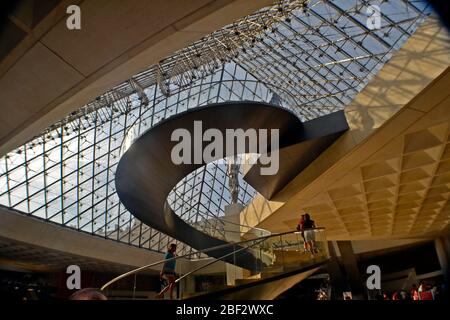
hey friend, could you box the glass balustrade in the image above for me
[101,228,328,300]
[192,217,272,242]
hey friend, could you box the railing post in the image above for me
[296,232,302,266]
[233,244,236,286]
[132,273,137,300]
[279,235,285,269]
[259,245,262,273]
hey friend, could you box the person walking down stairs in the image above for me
[155,244,178,299]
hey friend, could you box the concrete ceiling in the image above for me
[0,0,272,156]
[0,236,135,274]
[241,17,450,241]
[0,206,226,276]
[0,205,168,273]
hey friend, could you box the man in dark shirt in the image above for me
[302,213,316,253]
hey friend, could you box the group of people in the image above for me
[155,214,320,299]
[68,216,449,302]
[375,282,443,301]
[69,212,323,300]
[154,214,320,299]
[404,282,441,300]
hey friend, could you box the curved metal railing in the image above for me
[101,227,328,299]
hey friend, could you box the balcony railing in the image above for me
[101,228,328,300]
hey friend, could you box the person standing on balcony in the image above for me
[297,214,307,252]
[156,243,177,299]
[302,213,317,253]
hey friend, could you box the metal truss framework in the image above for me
[0,0,430,256]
